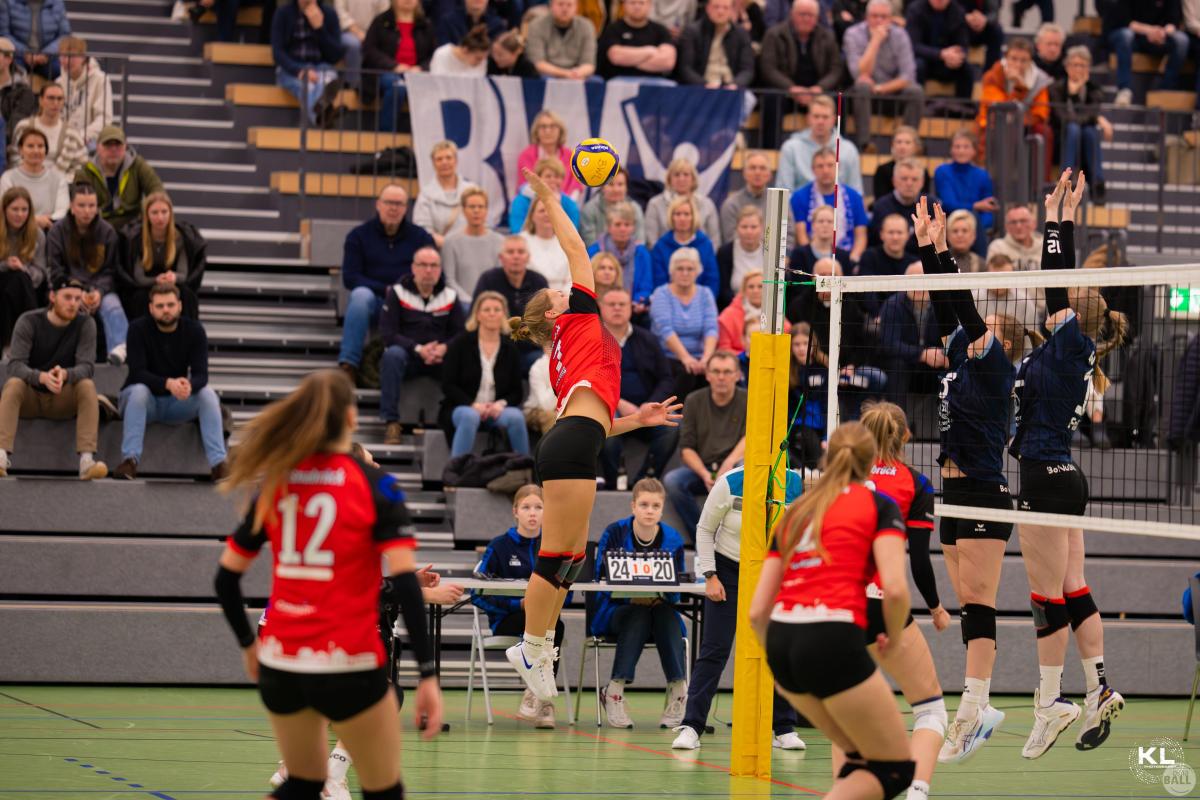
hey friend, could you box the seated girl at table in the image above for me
[593,478,689,730]
[472,484,565,729]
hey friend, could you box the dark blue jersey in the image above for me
[789,364,828,432]
[938,328,1015,484]
[1011,314,1095,463]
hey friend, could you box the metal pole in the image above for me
[825,279,843,442]
[761,187,789,333]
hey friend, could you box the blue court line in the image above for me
[62,757,177,800]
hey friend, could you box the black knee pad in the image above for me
[271,777,325,800]
[1065,588,1099,631]
[561,552,587,589]
[866,759,917,800]
[363,783,404,800]
[533,552,571,589]
[1031,594,1069,639]
[961,603,997,643]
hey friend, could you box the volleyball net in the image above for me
[794,260,1200,541]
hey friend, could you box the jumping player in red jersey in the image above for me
[213,370,441,800]
[750,422,916,800]
[504,167,684,700]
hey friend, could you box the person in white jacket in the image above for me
[334,0,388,88]
[56,38,112,152]
[411,140,477,249]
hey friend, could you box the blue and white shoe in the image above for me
[505,642,557,702]
[1022,691,1081,759]
[938,704,1005,764]
[1076,685,1124,751]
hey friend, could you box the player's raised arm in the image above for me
[523,167,593,291]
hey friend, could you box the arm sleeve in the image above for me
[675,28,705,84]
[363,462,419,550]
[566,283,600,314]
[214,565,256,648]
[272,10,305,74]
[125,323,167,394]
[440,338,475,409]
[226,503,267,558]
[678,394,700,452]
[895,31,917,83]
[65,317,96,384]
[632,247,654,305]
[189,323,209,392]
[5,314,37,385]
[873,494,907,538]
[524,21,548,65]
[702,288,719,338]
[694,476,731,575]
[342,228,380,293]
[758,29,793,90]
[381,571,437,677]
[905,474,939,608]
[938,250,987,342]
[380,292,417,352]
[843,27,865,79]
[649,287,676,339]
[1042,222,1069,315]
[921,244,960,339]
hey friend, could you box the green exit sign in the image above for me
[1170,287,1200,317]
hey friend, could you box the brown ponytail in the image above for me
[859,401,908,464]
[1068,287,1129,394]
[989,312,1044,364]
[508,288,556,346]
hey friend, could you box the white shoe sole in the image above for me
[504,645,554,702]
[1023,705,1081,759]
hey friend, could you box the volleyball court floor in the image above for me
[0,685,1195,799]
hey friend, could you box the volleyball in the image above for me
[571,138,620,187]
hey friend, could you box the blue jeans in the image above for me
[609,602,686,683]
[600,423,679,489]
[1108,27,1189,91]
[379,344,440,423]
[1061,122,1105,183]
[338,286,382,367]
[98,292,128,352]
[664,466,708,540]
[450,404,531,457]
[340,31,363,88]
[378,73,407,133]
[276,64,337,125]
[119,384,227,467]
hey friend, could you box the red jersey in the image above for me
[227,452,416,673]
[550,283,622,419]
[767,484,905,628]
[866,459,936,597]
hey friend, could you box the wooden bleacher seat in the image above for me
[1081,204,1130,229]
[10,419,213,477]
[967,45,985,67]
[203,42,273,67]
[861,153,949,176]
[1146,90,1197,111]
[731,149,780,170]
[924,80,983,101]
[248,127,411,152]
[226,83,374,111]
[1108,52,1195,75]
[271,172,418,197]
[1072,16,1102,35]
[842,115,969,139]
[199,5,263,26]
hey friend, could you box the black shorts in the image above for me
[766,621,877,699]
[939,477,1014,546]
[864,596,915,643]
[258,665,390,722]
[534,415,606,482]
[1018,459,1089,516]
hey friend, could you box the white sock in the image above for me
[983,677,992,709]
[608,678,626,697]
[1039,665,1063,704]
[906,779,930,800]
[957,677,987,720]
[326,747,351,783]
[1082,655,1106,693]
[545,629,556,652]
[521,633,545,659]
[80,452,95,467]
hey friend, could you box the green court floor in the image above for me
[0,686,1197,799]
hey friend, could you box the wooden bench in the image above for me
[1108,52,1196,75]
[861,153,950,176]
[199,5,263,26]
[924,79,983,101]
[271,172,418,197]
[203,41,273,67]
[1146,89,1197,111]
[1072,16,1102,36]
[248,127,411,152]
[227,82,374,111]
[1079,204,1130,229]
[731,148,780,170]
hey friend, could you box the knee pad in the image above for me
[363,783,405,800]
[271,777,325,800]
[912,696,948,738]
[1065,587,1099,631]
[1031,593,1069,639]
[561,552,587,589]
[866,759,917,800]
[961,603,997,643]
[533,551,572,589]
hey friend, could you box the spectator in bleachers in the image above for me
[588,203,653,312]
[652,0,696,37]
[337,183,434,384]
[10,83,83,175]
[976,38,1052,159]
[785,259,878,397]
[985,202,1042,271]
[473,234,548,315]
[48,183,124,364]
[719,150,793,246]
[0,186,43,350]
[334,0,388,88]
[855,212,909,314]
[675,0,756,94]
[905,0,973,101]
[870,125,929,203]
[442,186,503,301]
[270,0,345,128]
[591,251,623,296]
[844,0,922,148]
[516,111,583,199]
[651,247,719,397]
[791,147,869,262]
[717,269,784,352]
[113,283,226,481]
[788,204,852,282]
[716,206,763,309]
[364,0,436,133]
[776,94,863,194]
[1033,21,1066,81]
[75,126,163,233]
[471,485,564,728]
[1104,0,1188,105]
[379,245,463,444]
[1011,0,1052,27]
[508,156,581,232]
[521,195,571,293]
[832,0,867,42]
[650,195,720,300]
[878,261,944,405]
[599,286,678,488]
[55,37,110,152]
[597,0,676,82]
[946,208,984,271]
[0,128,66,229]
[0,276,105,478]
[955,0,1001,68]
[438,291,529,457]
[663,350,746,539]
[203,0,277,43]
[933,129,995,253]
[436,0,505,46]
[0,0,69,80]
[413,141,477,249]
[118,192,206,323]
[732,0,766,43]
[525,0,597,80]
[487,29,538,77]
[593,478,689,729]
[429,23,491,75]
[581,170,645,245]
[867,155,921,250]
[523,349,556,434]
[786,321,827,468]
[645,158,721,247]
[971,252,1039,328]
[757,0,842,105]
[0,38,34,144]
[1049,46,1112,204]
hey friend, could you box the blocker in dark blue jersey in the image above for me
[938,328,1016,485]
[1011,313,1095,464]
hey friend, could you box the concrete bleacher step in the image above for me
[271,172,418,198]
[8,419,213,477]
[227,82,373,111]
[249,127,412,153]
[203,320,340,349]
[204,42,272,67]
[202,271,334,298]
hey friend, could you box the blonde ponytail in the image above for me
[859,401,908,464]
[508,288,556,346]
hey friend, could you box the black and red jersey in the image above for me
[227,452,416,673]
[767,483,906,629]
[549,283,622,420]
[867,459,940,609]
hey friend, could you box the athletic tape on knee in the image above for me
[912,696,948,737]
[1065,587,1099,631]
[1031,593,1069,638]
[271,777,325,800]
[362,783,404,800]
[533,551,571,589]
[866,759,917,800]
[561,552,587,588]
[961,603,997,642]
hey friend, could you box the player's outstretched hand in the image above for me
[415,677,443,741]
[911,196,932,246]
[931,202,948,252]
[522,168,558,204]
[637,396,684,428]
[1044,168,1072,221]
[1062,170,1086,220]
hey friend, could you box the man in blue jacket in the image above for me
[0,0,69,79]
[337,184,435,385]
[879,261,947,406]
[593,478,689,730]
[271,0,344,126]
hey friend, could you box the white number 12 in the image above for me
[276,493,337,579]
